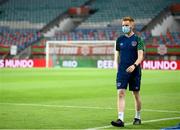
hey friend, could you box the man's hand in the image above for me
[126,65,135,73]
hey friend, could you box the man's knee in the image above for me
[132,91,141,101]
[132,91,140,96]
[118,89,126,98]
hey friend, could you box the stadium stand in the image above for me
[52,28,152,41]
[0,0,85,25]
[0,29,42,50]
[0,0,180,58]
[148,32,180,45]
[0,0,87,55]
[79,0,180,26]
[52,0,180,43]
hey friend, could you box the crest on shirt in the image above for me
[131,41,137,46]
[120,43,123,46]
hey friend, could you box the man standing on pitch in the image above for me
[111,16,144,127]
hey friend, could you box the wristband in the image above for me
[133,64,138,68]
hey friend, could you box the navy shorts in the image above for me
[116,66,142,91]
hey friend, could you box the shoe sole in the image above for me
[111,121,124,127]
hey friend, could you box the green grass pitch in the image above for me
[0,68,180,129]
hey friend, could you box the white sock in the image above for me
[135,111,141,119]
[118,112,124,121]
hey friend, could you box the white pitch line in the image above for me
[0,102,180,114]
[85,117,180,130]
[0,102,114,110]
[0,103,180,129]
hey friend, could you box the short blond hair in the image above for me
[122,16,135,22]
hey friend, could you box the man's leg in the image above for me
[117,89,126,121]
[111,89,126,127]
[132,91,142,124]
[112,71,129,127]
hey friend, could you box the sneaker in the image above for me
[111,119,124,127]
[133,118,141,125]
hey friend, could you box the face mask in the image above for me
[122,26,131,34]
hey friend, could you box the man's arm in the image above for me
[134,50,144,66]
[126,50,144,73]
[114,50,120,70]
[114,38,120,70]
[126,36,144,73]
